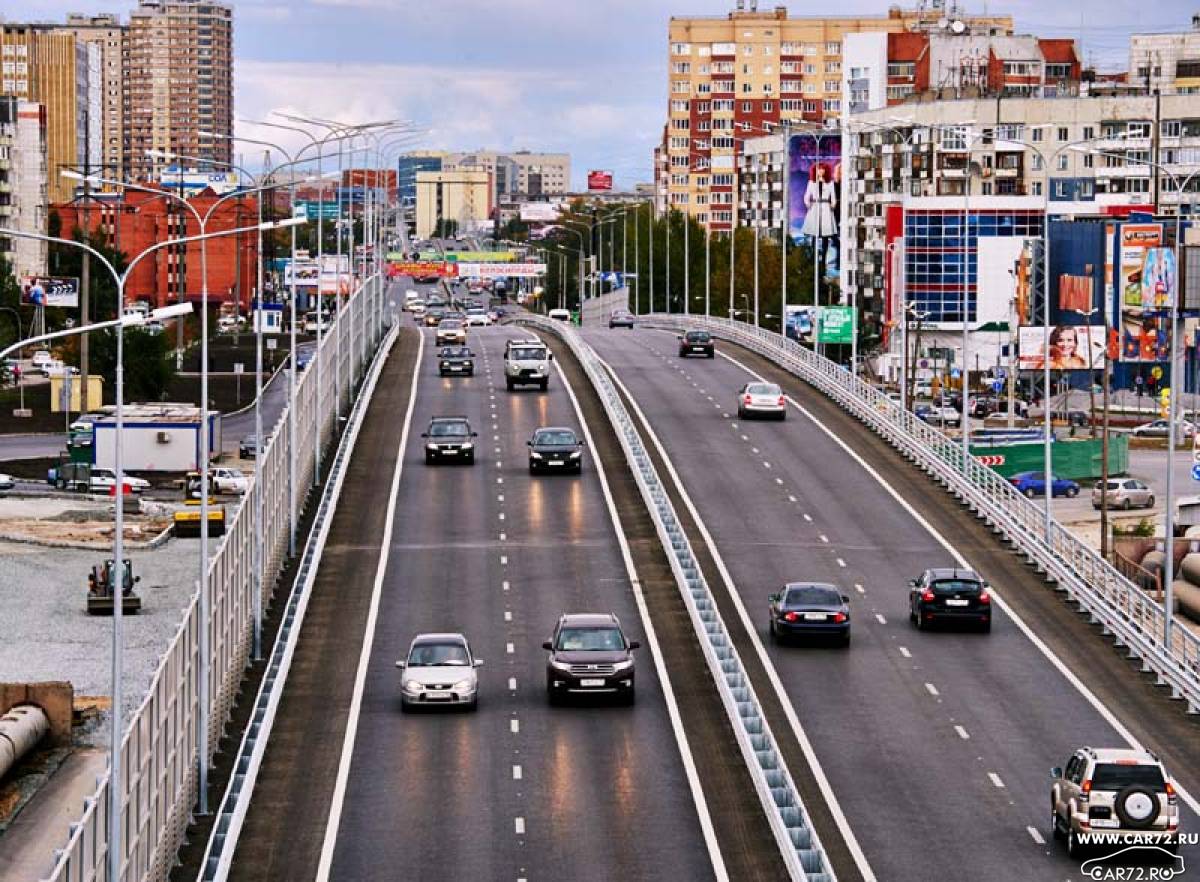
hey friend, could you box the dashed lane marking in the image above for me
[508,677,517,691]
[898,646,911,658]
[989,773,1005,789]
[925,683,940,697]
[875,614,887,625]
[1026,827,1044,845]
[955,725,970,740]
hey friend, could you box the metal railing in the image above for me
[42,276,391,882]
[513,314,834,882]
[641,314,1200,714]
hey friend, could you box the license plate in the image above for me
[946,598,970,607]
[579,679,605,687]
[1090,819,1120,829]
[692,346,705,352]
[424,691,450,700]
[803,612,827,621]
[549,460,563,466]
[451,366,464,371]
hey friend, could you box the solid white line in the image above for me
[898,646,911,658]
[925,683,939,697]
[315,328,424,881]
[514,817,525,835]
[593,352,870,881]
[508,677,517,691]
[955,725,970,740]
[875,614,887,625]
[513,765,523,780]
[1027,826,1045,845]
[510,718,519,733]
[715,347,1200,818]
[989,772,1005,789]
[552,356,729,881]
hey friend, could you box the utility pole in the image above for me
[80,120,92,413]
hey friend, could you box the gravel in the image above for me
[0,535,207,746]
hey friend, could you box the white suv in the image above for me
[1051,747,1180,858]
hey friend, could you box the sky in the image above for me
[6,0,1197,189]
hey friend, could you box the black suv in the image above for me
[678,330,715,358]
[421,416,477,465]
[908,568,991,632]
[528,426,584,473]
[437,345,475,377]
[544,613,639,704]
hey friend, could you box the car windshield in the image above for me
[556,626,625,651]
[440,320,462,329]
[510,347,545,360]
[1091,763,1166,792]
[747,383,780,396]
[408,642,470,666]
[430,422,469,438]
[784,586,841,607]
[467,309,484,315]
[534,430,576,446]
[441,347,469,357]
[931,579,983,595]
[686,332,711,342]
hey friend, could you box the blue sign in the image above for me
[951,368,961,379]
[992,380,1004,393]
[997,367,1007,379]
[1192,464,1200,482]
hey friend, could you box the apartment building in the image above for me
[125,0,233,184]
[58,14,127,179]
[414,169,493,239]
[1129,15,1200,96]
[660,1,1011,232]
[443,150,570,199]
[0,97,47,277]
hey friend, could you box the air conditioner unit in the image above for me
[156,431,171,444]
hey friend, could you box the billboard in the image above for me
[21,276,80,308]
[787,133,842,280]
[388,261,457,279]
[587,170,614,191]
[520,203,562,222]
[154,168,241,197]
[1117,223,1172,362]
[816,306,856,344]
[1119,312,1171,362]
[456,262,546,279]
[784,305,815,343]
[1018,325,1106,371]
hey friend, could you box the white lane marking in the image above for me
[802,513,812,522]
[495,460,502,469]
[788,495,797,503]
[514,817,525,835]
[740,434,749,441]
[751,446,759,453]
[508,677,517,691]
[854,583,865,594]
[552,356,729,881]
[499,532,507,541]
[513,765,523,780]
[506,642,515,654]
[593,352,867,882]
[925,683,939,697]
[723,412,730,418]
[498,494,505,502]
[510,718,519,733]
[500,555,508,565]
[1027,827,1045,845]
[502,580,510,592]
[819,534,829,543]
[716,347,1200,819]
[875,614,887,625]
[763,461,771,469]
[499,512,506,521]
[775,477,784,485]
[495,447,502,454]
[315,328,423,881]
[988,772,1005,789]
[505,610,513,622]
[494,434,500,441]
[836,558,846,568]
[497,477,503,484]
[955,725,970,740]
[898,646,911,658]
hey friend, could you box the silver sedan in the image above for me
[737,382,787,420]
[396,632,483,711]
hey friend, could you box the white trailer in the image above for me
[92,403,222,473]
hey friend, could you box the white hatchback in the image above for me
[396,633,482,711]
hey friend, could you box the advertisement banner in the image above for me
[456,263,546,279]
[1058,274,1093,313]
[21,276,80,308]
[1117,223,1172,362]
[443,251,517,263]
[816,306,856,344]
[387,261,457,279]
[587,170,613,191]
[1119,224,1164,309]
[1119,313,1171,362]
[1018,325,1106,371]
[284,260,319,285]
[520,203,561,222]
[787,133,842,280]
[784,304,816,343]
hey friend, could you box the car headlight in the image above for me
[549,658,572,671]
[462,441,474,449]
[425,443,437,451]
[569,451,581,459]
[404,679,423,693]
[612,658,634,671]
[530,451,544,460]
[452,679,474,692]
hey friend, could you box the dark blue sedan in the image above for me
[1009,471,1079,498]
[768,582,851,646]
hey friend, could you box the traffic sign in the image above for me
[991,380,1004,393]
[1191,464,1200,482]
[951,368,961,379]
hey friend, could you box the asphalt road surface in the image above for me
[584,325,1200,882]
[321,321,716,881]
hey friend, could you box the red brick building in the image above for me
[52,186,260,312]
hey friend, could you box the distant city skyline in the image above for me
[3,0,1193,189]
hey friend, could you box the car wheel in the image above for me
[1051,806,1065,841]
[840,632,851,648]
[1123,498,1132,510]
[546,678,560,705]
[467,696,478,712]
[540,379,548,391]
[623,688,636,706]
[737,407,746,419]
[915,610,925,630]
[778,410,787,421]
[1066,486,1078,498]
[506,378,514,391]
[466,452,475,465]
[1146,496,1155,508]
[1067,828,1083,859]
[425,452,435,465]
[768,619,777,641]
[1024,488,1037,498]
[708,351,715,359]
[980,619,992,634]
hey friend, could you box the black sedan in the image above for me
[437,345,475,377]
[678,330,715,358]
[528,426,584,473]
[422,416,477,465]
[768,582,851,646]
[908,568,991,632]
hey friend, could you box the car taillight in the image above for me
[1009,478,1020,485]
[778,395,786,406]
[832,612,847,623]
[979,592,991,605]
[1081,779,1092,801]
[744,394,753,405]
[1167,781,1177,804]
[921,590,935,602]
[783,611,799,622]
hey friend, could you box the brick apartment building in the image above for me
[52,185,259,312]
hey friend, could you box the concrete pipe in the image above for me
[1178,552,1200,588]
[0,704,49,780]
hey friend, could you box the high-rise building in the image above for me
[398,152,445,206]
[0,97,48,277]
[0,25,97,202]
[125,0,233,183]
[58,14,128,179]
[660,3,1012,231]
[415,169,492,239]
[1130,15,1200,96]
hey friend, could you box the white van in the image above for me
[548,308,571,322]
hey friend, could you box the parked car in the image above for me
[1009,471,1080,498]
[543,612,639,704]
[609,310,635,329]
[767,582,851,646]
[917,404,960,428]
[210,467,250,495]
[737,382,786,420]
[1092,478,1154,510]
[30,350,52,370]
[1131,419,1195,439]
[88,468,150,495]
[239,434,260,459]
[396,632,482,711]
[217,314,246,333]
[908,568,992,632]
[0,473,14,492]
[302,312,331,334]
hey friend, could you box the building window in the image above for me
[670,99,689,112]
[671,42,691,55]
[696,101,710,113]
[825,41,840,54]
[762,101,773,112]
[672,118,690,130]
[1082,125,1095,140]
[1162,119,1182,138]
[781,42,800,54]
[671,62,691,74]
[742,82,753,93]
[1056,155,1069,170]
[762,83,773,94]
[781,61,800,74]
[803,100,819,113]
[1032,181,1043,196]
[1128,121,1151,138]
[698,119,711,132]
[825,61,841,73]
[672,80,690,94]
[743,45,754,56]
[742,101,753,113]
[803,62,816,74]
[887,62,915,79]
[1030,128,1043,142]
[762,45,772,56]
[1083,153,1094,168]
[1056,126,1068,141]
[1032,154,1043,170]
[823,98,840,112]
[824,80,839,92]
[742,63,752,75]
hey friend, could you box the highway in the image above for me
[582,325,1200,881]
[321,320,715,881]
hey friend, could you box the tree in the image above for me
[85,326,176,403]
[0,258,23,349]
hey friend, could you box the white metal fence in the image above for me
[643,314,1200,715]
[42,275,390,882]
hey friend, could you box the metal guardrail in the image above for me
[513,314,834,882]
[42,276,391,882]
[641,314,1200,715]
[198,320,401,881]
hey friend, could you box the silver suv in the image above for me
[504,338,552,391]
[1050,747,1180,858]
